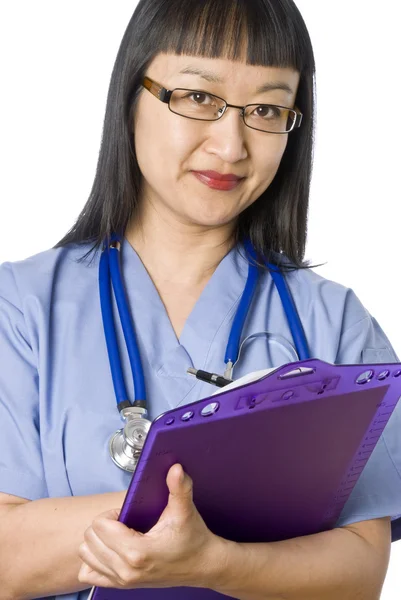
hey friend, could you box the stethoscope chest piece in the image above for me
[109,407,152,473]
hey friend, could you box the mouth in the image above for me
[193,170,244,182]
[191,171,245,191]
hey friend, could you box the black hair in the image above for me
[54,0,323,271]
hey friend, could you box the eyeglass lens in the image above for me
[169,89,295,133]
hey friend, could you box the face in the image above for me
[133,52,300,230]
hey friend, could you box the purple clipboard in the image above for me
[89,358,401,600]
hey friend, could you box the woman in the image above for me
[0,0,400,599]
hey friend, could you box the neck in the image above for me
[124,207,237,288]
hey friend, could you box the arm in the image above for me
[76,466,391,600]
[0,490,126,600]
[212,517,391,600]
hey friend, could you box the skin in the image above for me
[78,53,302,590]
[130,52,300,232]
[78,464,227,589]
[125,52,301,338]
[77,466,391,596]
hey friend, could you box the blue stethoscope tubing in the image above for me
[99,233,310,411]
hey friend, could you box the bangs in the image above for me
[147,0,311,74]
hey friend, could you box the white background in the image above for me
[0,1,399,596]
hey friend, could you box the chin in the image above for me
[181,203,242,227]
[187,212,239,228]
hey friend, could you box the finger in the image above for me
[78,561,118,588]
[165,464,194,517]
[89,516,146,566]
[79,538,118,581]
[168,464,193,497]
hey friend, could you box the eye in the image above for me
[253,105,281,118]
[184,91,215,105]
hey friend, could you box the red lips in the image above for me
[192,170,244,181]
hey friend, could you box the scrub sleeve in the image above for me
[0,262,49,501]
[334,311,401,527]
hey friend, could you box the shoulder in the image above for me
[249,250,399,362]
[256,253,370,335]
[286,266,398,362]
[0,242,101,358]
[291,266,368,326]
[0,241,100,308]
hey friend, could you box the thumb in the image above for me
[165,463,194,516]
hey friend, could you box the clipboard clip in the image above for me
[278,366,316,380]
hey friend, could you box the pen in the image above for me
[187,367,233,388]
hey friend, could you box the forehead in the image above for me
[147,53,300,98]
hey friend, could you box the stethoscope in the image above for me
[99,233,310,472]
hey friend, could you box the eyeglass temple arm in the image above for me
[295,111,303,128]
[143,76,170,103]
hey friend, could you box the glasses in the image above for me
[142,76,303,134]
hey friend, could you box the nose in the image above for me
[203,106,249,164]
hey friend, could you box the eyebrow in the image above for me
[178,66,294,95]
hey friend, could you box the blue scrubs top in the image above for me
[0,238,400,600]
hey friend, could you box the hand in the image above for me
[78,463,227,590]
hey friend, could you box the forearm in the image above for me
[212,526,389,600]
[0,491,126,600]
